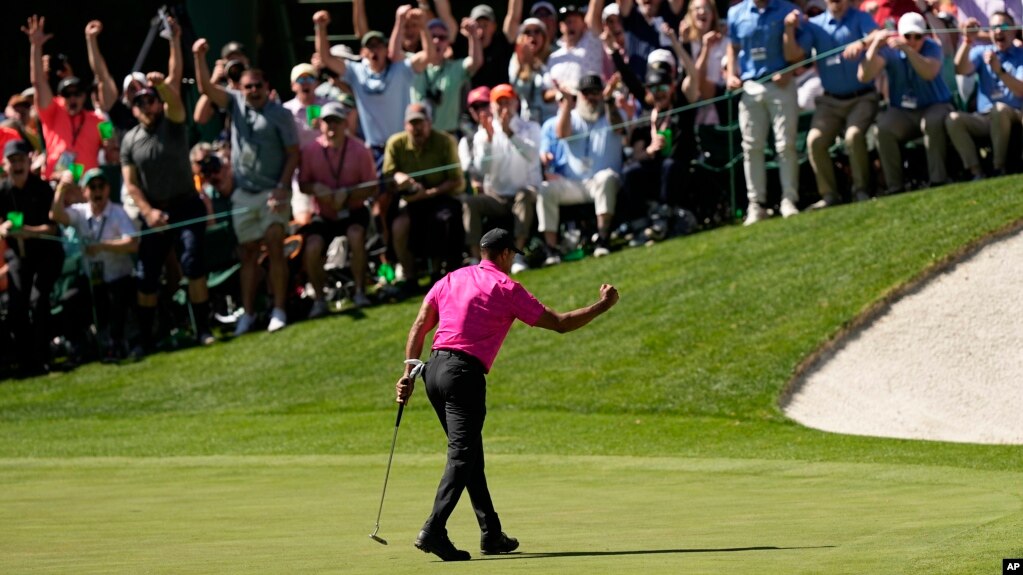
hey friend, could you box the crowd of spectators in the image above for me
[1,0,1022,377]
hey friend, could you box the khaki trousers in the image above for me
[945,103,1022,171]
[739,80,800,204]
[876,103,953,192]
[462,187,537,247]
[808,92,879,199]
[536,169,619,233]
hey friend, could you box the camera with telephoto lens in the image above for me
[199,154,222,176]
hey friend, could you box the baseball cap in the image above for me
[467,86,492,106]
[339,92,357,109]
[20,87,35,99]
[224,59,246,73]
[470,4,496,21]
[320,101,349,121]
[520,17,547,34]
[897,12,927,35]
[220,41,246,60]
[427,18,448,32]
[559,4,585,21]
[330,44,361,62]
[578,74,603,94]
[361,30,387,47]
[290,63,318,83]
[490,84,516,102]
[530,1,556,16]
[602,3,621,21]
[404,102,431,123]
[805,0,826,12]
[480,228,523,255]
[3,140,32,158]
[122,72,147,94]
[57,77,82,95]
[80,168,107,188]
[647,49,676,70]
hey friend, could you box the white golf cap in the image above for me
[122,71,146,93]
[602,3,620,21]
[290,63,318,83]
[330,44,361,62]
[897,12,927,36]
[520,17,547,34]
[647,49,676,69]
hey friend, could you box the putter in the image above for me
[369,359,425,545]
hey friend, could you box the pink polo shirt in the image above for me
[426,259,547,373]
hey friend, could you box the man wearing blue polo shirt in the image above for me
[726,0,811,225]
[946,13,1023,179]
[859,12,953,194]
[784,0,881,207]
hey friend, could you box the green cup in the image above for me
[98,121,114,140]
[69,163,85,182]
[6,211,24,230]
[306,104,321,126]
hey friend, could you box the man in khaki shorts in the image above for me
[193,39,300,334]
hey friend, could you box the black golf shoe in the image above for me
[414,530,471,561]
[480,532,519,555]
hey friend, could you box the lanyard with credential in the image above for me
[89,213,108,243]
[69,112,86,148]
[322,138,349,189]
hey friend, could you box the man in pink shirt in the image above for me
[396,228,619,561]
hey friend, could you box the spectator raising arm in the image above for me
[192,38,230,110]
[783,10,807,64]
[165,16,183,98]
[586,0,606,35]
[463,18,484,76]
[353,0,369,41]
[149,72,184,124]
[22,15,54,112]
[84,20,118,113]
[504,0,524,43]
[314,11,347,77]
[403,6,436,74]
[725,41,743,90]
[858,32,887,83]
[434,0,460,44]
[954,18,979,76]
[661,23,700,104]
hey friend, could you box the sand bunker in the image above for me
[782,228,1023,445]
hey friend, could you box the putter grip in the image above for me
[395,402,405,427]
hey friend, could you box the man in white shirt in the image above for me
[548,1,611,87]
[463,84,541,273]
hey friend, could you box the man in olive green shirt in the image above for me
[384,103,466,292]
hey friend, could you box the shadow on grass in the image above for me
[483,545,835,560]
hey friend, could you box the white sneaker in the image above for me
[307,300,328,319]
[352,291,372,308]
[510,254,529,274]
[780,198,800,218]
[743,203,769,226]
[592,245,610,258]
[808,195,839,211]
[234,313,257,336]
[267,308,287,333]
[543,248,561,267]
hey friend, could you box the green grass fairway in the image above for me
[2,455,1019,575]
[3,179,1023,573]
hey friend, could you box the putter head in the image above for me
[369,533,388,545]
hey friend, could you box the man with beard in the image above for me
[537,74,623,264]
[1,140,64,376]
[384,103,466,294]
[612,47,700,224]
[51,168,138,362]
[297,102,377,315]
[194,40,300,336]
[121,64,215,355]
[22,15,104,179]
[946,13,1023,179]
[859,12,953,194]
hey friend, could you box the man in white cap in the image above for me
[860,12,953,193]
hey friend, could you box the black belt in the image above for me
[824,87,875,100]
[431,348,485,372]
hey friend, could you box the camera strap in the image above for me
[322,138,350,189]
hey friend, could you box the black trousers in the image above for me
[5,243,63,370]
[422,349,501,539]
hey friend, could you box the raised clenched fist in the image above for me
[85,20,102,38]
[192,38,209,55]
[313,10,330,25]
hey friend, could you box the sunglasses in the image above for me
[522,28,544,36]
[296,76,317,85]
[581,89,602,97]
[649,84,671,94]
[62,91,84,99]
[470,102,491,112]
[134,96,159,107]
[903,33,923,40]
[86,180,108,190]
[432,34,449,41]
[242,83,263,90]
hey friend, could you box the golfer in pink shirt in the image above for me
[396,228,619,561]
